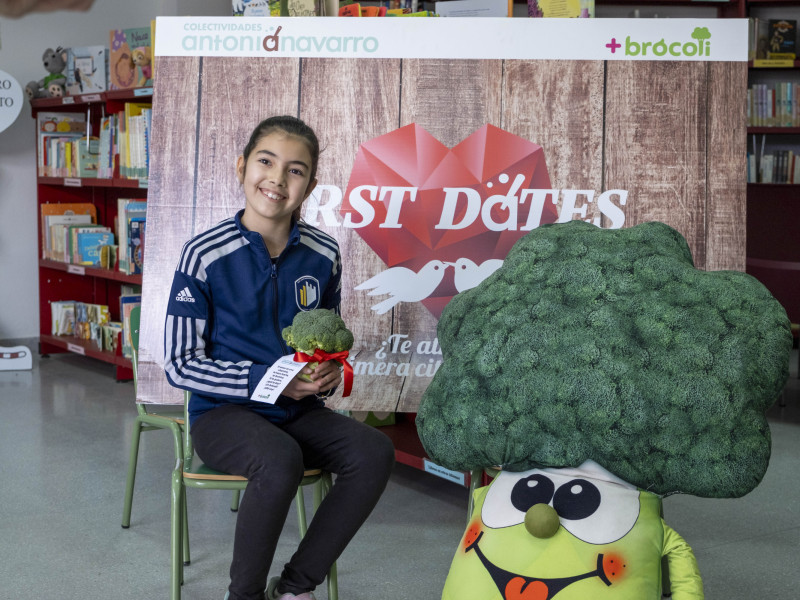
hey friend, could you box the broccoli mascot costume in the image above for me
[416,220,792,600]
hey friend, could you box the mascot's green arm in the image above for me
[661,520,704,600]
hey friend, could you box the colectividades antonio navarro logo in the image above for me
[605,27,712,58]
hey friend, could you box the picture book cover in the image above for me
[117,199,147,273]
[65,46,108,96]
[109,27,152,90]
[120,294,142,359]
[528,0,593,18]
[67,224,108,263]
[103,322,123,353]
[232,0,284,16]
[40,203,96,260]
[768,20,797,56]
[77,230,114,266]
[339,3,361,16]
[51,301,76,336]
[129,217,146,275]
[288,0,317,16]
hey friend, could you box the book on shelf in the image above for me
[768,20,796,58]
[528,0,593,18]
[287,0,317,16]
[40,203,97,260]
[109,27,152,90]
[750,149,799,184]
[102,322,123,354]
[36,112,87,177]
[74,302,110,346]
[117,102,152,180]
[51,300,76,336]
[64,224,110,264]
[232,0,285,16]
[129,217,146,275]
[120,293,142,359]
[339,3,362,16]
[64,46,109,96]
[75,229,114,266]
[116,199,147,274]
[97,114,117,179]
[747,83,799,127]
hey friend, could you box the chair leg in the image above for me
[296,486,309,538]
[170,465,183,600]
[327,561,339,600]
[121,418,143,528]
[182,488,191,566]
[231,489,241,512]
[467,468,483,524]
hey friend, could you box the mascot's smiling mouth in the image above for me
[466,531,613,600]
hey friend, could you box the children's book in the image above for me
[528,0,593,18]
[339,3,362,16]
[232,0,285,16]
[287,0,317,16]
[103,322,123,353]
[67,224,108,263]
[117,199,147,274]
[109,27,152,90]
[768,20,797,57]
[40,203,96,260]
[36,112,86,177]
[65,46,109,96]
[120,294,142,359]
[129,217,146,274]
[51,301,76,336]
[76,230,114,266]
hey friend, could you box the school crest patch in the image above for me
[295,276,321,310]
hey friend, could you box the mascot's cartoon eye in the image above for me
[552,479,601,520]
[510,474,555,512]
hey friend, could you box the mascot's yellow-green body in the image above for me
[443,462,702,600]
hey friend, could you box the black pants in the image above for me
[191,404,396,600]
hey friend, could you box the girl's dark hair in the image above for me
[242,115,320,181]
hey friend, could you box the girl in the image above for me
[164,115,395,600]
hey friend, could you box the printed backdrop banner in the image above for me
[137,17,747,412]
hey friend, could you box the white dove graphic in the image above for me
[355,260,451,314]
[449,258,504,293]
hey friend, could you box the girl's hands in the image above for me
[282,360,343,400]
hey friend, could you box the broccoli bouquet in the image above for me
[417,220,792,499]
[282,308,355,396]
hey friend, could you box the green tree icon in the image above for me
[692,27,712,41]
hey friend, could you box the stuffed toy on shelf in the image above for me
[417,220,792,600]
[25,47,68,100]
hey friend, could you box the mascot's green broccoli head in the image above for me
[416,220,792,498]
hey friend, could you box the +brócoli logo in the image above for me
[607,27,712,58]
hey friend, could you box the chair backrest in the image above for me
[130,305,146,416]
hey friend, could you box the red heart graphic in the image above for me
[342,124,556,318]
[505,577,549,600]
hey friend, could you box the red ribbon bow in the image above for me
[293,348,353,397]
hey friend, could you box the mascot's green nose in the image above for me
[524,503,560,539]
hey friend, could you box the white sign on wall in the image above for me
[0,70,23,134]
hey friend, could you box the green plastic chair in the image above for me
[168,393,339,600]
[122,306,240,533]
[170,392,339,600]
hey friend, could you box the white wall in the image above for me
[0,0,229,340]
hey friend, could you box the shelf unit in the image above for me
[31,88,151,380]
[745,0,800,331]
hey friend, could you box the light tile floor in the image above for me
[0,341,797,599]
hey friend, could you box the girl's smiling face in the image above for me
[237,130,317,235]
